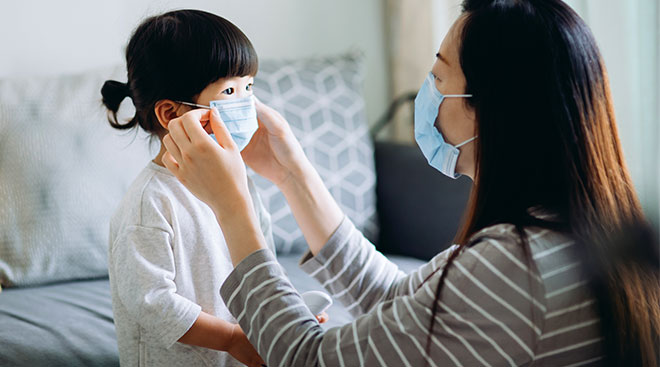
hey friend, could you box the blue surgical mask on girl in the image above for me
[178,95,258,151]
[414,72,476,178]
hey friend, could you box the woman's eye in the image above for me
[222,87,235,95]
[246,83,253,91]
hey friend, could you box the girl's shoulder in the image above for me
[110,163,179,234]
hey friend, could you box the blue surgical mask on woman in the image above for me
[414,72,476,178]
[178,95,258,151]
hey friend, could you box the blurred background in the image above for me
[1,0,658,229]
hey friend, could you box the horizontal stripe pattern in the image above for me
[220,218,603,366]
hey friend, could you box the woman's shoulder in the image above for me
[448,223,576,291]
[456,222,582,302]
[468,223,574,259]
[452,223,542,283]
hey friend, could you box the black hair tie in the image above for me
[101,80,132,113]
[120,81,131,99]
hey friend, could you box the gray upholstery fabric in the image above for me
[374,141,472,260]
[0,278,118,367]
[0,254,425,366]
[252,53,378,254]
[0,67,153,287]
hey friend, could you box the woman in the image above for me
[161,0,660,365]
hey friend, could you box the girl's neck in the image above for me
[152,143,166,167]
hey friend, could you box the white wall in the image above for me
[0,0,390,124]
[564,0,660,228]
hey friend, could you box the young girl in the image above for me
[101,10,272,367]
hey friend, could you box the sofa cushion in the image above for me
[0,66,153,287]
[252,53,378,254]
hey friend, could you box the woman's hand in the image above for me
[162,108,249,218]
[226,324,266,367]
[241,98,311,187]
[243,99,344,255]
[162,108,268,265]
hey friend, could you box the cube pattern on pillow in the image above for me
[253,54,378,254]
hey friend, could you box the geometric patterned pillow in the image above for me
[253,53,379,254]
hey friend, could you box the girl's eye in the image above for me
[246,83,253,91]
[222,87,235,95]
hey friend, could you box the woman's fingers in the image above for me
[254,97,283,133]
[180,108,212,143]
[162,133,183,164]
[168,116,192,150]
[209,107,237,149]
[162,151,179,175]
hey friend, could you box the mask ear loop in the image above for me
[175,101,211,109]
[455,135,478,148]
[442,94,476,149]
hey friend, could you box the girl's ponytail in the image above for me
[101,80,137,130]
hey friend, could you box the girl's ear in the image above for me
[154,100,180,130]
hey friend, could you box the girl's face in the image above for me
[195,75,255,104]
[183,75,255,134]
[430,16,477,178]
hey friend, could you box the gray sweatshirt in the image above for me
[108,162,274,367]
[220,217,603,367]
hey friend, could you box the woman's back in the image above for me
[400,222,602,366]
[462,223,602,366]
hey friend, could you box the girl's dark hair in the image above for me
[101,9,258,135]
[425,0,659,365]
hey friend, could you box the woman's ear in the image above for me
[154,100,180,131]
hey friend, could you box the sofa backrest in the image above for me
[374,141,471,260]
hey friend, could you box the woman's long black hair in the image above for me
[101,9,258,135]
[425,0,659,365]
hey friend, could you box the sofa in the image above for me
[0,54,471,366]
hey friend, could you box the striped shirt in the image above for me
[220,217,603,366]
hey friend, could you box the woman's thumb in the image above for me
[209,107,236,149]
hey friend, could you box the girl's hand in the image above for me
[162,108,250,218]
[227,324,266,367]
[315,312,329,324]
[241,98,311,187]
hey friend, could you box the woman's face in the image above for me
[430,16,477,178]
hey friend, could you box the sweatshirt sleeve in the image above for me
[110,225,201,348]
[298,217,456,316]
[220,230,544,367]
